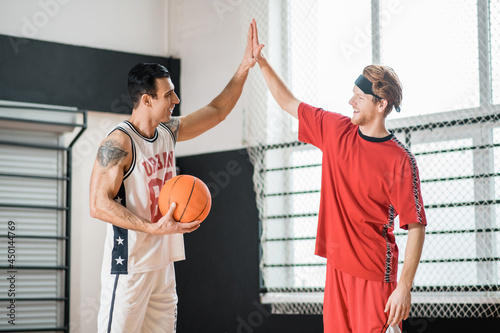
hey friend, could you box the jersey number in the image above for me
[148,171,173,223]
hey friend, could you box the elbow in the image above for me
[218,112,228,123]
[215,105,229,123]
[89,197,104,220]
[89,207,99,220]
[279,102,290,113]
[89,202,99,219]
[213,111,229,127]
[207,103,229,124]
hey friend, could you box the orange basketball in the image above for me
[158,175,212,223]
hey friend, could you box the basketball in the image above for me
[158,175,212,223]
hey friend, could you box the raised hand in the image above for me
[251,19,265,60]
[242,23,258,69]
[242,19,265,69]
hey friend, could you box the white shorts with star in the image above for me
[97,263,177,333]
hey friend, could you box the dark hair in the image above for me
[128,63,170,109]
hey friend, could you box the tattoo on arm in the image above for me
[164,117,180,141]
[97,140,129,167]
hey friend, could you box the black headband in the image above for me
[354,74,400,112]
[355,75,382,99]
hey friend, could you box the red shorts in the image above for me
[323,261,401,333]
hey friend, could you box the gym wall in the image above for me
[0,34,180,115]
[1,1,499,332]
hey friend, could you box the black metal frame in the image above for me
[258,108,500,295]
[0,107,87,332]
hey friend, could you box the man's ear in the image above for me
[141,94,152,107]
[378,99,388,113]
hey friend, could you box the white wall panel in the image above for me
[0,0,169,56]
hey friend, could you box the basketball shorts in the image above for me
[97,263,177,333]
[323,261,402,333]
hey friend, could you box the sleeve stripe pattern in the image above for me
[391,137,424,225]
[383,205,396,283]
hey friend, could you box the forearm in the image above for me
[257,56,300,118]
[91,196,152,233]
[398,224,426,288]
[206,64,251,120]
[385,224,425,326]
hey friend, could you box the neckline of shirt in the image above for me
[124,120,159,142]
[357,128,394,143]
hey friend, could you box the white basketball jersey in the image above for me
[102,120,185,275]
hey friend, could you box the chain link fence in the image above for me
[243,0,500,318]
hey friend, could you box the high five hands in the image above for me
[242,19,265,69]
[251,19,265,61]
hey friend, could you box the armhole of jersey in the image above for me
[159,122,177,146]
[110,127,136,180]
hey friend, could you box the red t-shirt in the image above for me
[298,103,427,282]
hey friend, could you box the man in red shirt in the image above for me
[249,19,426,333]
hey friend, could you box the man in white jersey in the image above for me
[89,25,259,333]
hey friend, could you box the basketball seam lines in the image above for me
[192,188,209,221]
[179,177,196,222]
[168,176,184,212]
